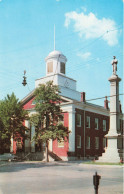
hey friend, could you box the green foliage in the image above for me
[30,81,69,144]
[0,93,29,153]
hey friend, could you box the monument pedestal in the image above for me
[97,57,121,163]
[98,136,120,163]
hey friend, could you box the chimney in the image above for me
[81,92,85,102]
[104,96,109,109]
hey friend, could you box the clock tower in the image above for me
[35,50,81,101]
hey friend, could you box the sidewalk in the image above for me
[0,161,9,166]
[0,158,123,168]
[0,153,15,161]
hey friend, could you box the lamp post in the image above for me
[93,172,101,194]
[22,70,27,86]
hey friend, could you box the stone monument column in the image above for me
[98,56,121,163]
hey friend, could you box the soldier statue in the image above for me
[111,56,118,75]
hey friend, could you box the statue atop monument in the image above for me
[111,56,118,75]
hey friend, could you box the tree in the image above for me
[30,81,69,162]
[0,93,29,153]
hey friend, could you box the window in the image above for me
[76,114,81,127]
[58,138,64,147]
[60,62,65,74]
[103,138,106,148]
[95,118,99,130]
[103,120,106,131]
[77,135,81,148]
[58,114,64,125]
[86,136,90,149]
[86,116,90,128]
[95,137,99,149]
[47,62,53,74]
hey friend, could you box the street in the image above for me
[0,161,123,194]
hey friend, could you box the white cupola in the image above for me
[35,49,81,101]
[45,50,67,76]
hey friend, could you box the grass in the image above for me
[83,161,123,165]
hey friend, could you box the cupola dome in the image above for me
[45,50,67,76]
[48,50,62,57]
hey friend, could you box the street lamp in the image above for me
[22,70,27,86]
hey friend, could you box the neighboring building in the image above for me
[12,50,123,161]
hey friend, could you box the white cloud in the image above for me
[77,52,91,60]
[65,11,118,46]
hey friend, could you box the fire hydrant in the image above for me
[93,172,101,194]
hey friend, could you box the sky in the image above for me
[0,0,123,109]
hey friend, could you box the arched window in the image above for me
[47,62,53,74]
[60,62,65,74]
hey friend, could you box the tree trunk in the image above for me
[46,141,49,162]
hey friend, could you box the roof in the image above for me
[48,50,62,56]
[21,89,35,106]
[21,88,109,116]
[45,50,67,62]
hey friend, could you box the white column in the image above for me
[68,106,76,152]
[25,120,30,152]
[49,139,53,152]
[10,136,13,153]
[31,125,35,152]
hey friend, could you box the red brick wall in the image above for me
[75,108,109,158]
[23,96,69,157]
[52,112,69,157]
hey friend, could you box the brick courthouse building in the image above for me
[18,50,123,161]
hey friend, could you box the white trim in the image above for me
[49,139,53,151]
[68,105,76,152]
[25,120,31,152]
[73,101,109,117]
[35,73,76,82]
[31,125,35,152]
[84,110,86,158]
[10,136,13,153]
